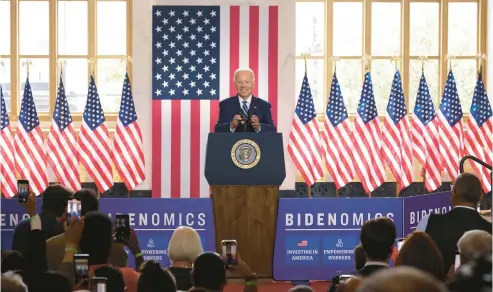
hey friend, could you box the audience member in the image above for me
[395,231,445,281]
[358,217,396,277]
[457,230,492,265]
[137,261,176,292]
[353,245,366,271]
[167,226,203,291]
[357,267,448,292]
[1,271,28,292]
[290,285,313,292]
[46,189,127,270]
[447,254,492,292]
[416,173,492,272]
[31,270,72,292]
[12,185,72,257]
[1,251,25,274]
[94,266,126,292]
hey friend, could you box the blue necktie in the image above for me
[242,100,249,117]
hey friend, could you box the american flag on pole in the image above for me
[151,5,278,198]
[321,73,354,189]
[78,75,113,193]
[0,85,17,197]
[14,78,48,195]
[351,71,385,194]
[288,73,324,186]
[382,71,412,191]
[112,72,145,191]
[47,73,81,192]
[464,68,492,193]
[412,73,441,192]
[438,70,463,181]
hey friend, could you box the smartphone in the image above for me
[74,254,90,285]
[115,214,130,241]
[67,198,82,222]
[91,277,107,292]
[396,238,406,251]
[454,251,461,271]
[338,274,353,284]
[221,239,237,266]
[17,180,29,203]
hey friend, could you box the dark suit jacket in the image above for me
[357,264,388,277]
[425,207,492,272]
[214,95,276,133]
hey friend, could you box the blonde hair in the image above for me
[168,226,203,263]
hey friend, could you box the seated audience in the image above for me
[94,266,126,292]
[290,285,313,292]
[1,250,25,273]
[357,267,448,292]
[358,217,396,277]
[1,271,28,292]
[395,231,445,281]
[447,254,492,292]
[32,270,72,292]
[46,189,127,270]
[457,230,492,266]
[167,226,203,291]
[137,261,177,292]
[416,173,492,272]
[12,185,72,257]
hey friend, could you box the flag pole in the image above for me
[22,60,32,79]
[390,56,400,72]
[446,54,456,71]
[418,56,428,191]
[301,52,312,199]
[88,58,96,76]
[475,53,487,75]
[122,55,133,72]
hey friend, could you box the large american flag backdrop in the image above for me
[151,5,279,198]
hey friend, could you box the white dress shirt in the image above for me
[230,95,260,132]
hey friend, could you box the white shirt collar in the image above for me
[364,261,389,267]
[238,94,252,107]
[454,205,477,211]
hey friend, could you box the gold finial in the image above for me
[121,56,133,70]
[57,59,67,77]
[446,54,456,70]
[88,58,96,75]
[475,53,487,70]
[418,56,428,73]
[22,60,32,77]
[390,56,400,72]
[332,56,340,72]
[362,54,372,72]
[301,52,310,73]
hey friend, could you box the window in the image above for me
[295,0,488,116]
[2,0,131,119]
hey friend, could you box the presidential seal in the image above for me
[231,139,261,169]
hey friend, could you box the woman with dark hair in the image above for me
[138,260,177,292]
[395,231,445,281]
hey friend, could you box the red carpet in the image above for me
[223,281,330,292]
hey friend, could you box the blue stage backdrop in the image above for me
[272,198,403,281]
[1,198,216,268]
[402,192,452,235]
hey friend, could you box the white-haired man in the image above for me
[214,68,276,133]
[457,230,492,266]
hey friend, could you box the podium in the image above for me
[204,133,285,278]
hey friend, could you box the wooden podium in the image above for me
[205,133,285,278]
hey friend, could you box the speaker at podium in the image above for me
[204,132,285,278]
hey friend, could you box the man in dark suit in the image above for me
[358,217,396,277]
[214,68,276,133]
[417,173,492,273]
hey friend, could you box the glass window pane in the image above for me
[410,3,439,56]
[451,60,477,113]
[371,3,401,56]
[296,2,324,56]
[19,58,50,113]
[371,60,396,112]
[448,3,477,56]
[336,60,362,113]
[0,59,11,113]
[61,59,88,113]
[0,1,10,55]
[295,59,325,113]
[19,1,49,55]
[97,59,126,112]
[333,2,362,57]
[409,60,439,111]
[58,1,88,55]
[97,1,126,55]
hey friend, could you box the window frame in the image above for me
[3,0,133,123]
[295,0,488,121]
